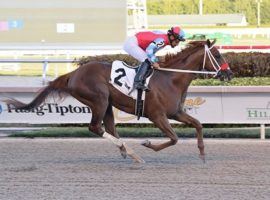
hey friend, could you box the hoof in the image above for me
[119,145,127,159]
[199,154,206,164]
[123,143,145,163]
[133,158,145,164]
[141,140,151,147]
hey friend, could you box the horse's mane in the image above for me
[160,41,206,68]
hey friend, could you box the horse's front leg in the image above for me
[142,115,178,151]
[172,111,205,162]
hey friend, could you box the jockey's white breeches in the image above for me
[123,36,148,62]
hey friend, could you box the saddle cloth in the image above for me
[110,60,151,100]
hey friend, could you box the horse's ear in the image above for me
[211,39,217,47]
[206,39,216,48]
[206,39,211,48]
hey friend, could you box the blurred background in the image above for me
[0,0,269,79]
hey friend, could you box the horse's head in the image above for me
[161,39,233,81]
[203,39,233,81]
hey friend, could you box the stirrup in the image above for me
[128,83,149,95]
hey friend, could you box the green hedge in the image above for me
[78,54,140,67]
[224,52,270,77]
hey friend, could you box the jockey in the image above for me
[123,26,185,91]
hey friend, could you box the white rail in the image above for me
[0,59,78,85]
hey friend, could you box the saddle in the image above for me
[110,60,153,119]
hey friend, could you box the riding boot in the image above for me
[133,59,151,91]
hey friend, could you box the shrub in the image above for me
[224,52,270,77]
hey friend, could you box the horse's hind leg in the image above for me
[103,104,126,158]
[103,104,145,163]
[103,104,119,138]
[172,111,205,162]
[83,98,124,147]
[71,92,110,138]
[71,86,144,163]
[82,98,108,137]
[70,84,108,137]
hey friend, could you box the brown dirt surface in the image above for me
[0,138,269,200]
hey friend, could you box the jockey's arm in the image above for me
[145,38,166,64]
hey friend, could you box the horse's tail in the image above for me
[4,72,72,110]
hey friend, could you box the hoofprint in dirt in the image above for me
[0,138,269,200]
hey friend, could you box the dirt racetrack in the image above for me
[0,138,269,200]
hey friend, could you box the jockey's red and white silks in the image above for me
[135,31,169,50]
[123,36,148,62]
[123,32,170,63]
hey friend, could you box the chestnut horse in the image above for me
[5,40,232,163]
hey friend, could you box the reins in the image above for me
[157,68,217,75]
[157,45,220,75]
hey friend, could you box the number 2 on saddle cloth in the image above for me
[110,61,153,120]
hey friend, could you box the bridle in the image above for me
[157,44,229,75]
[202,44,229,73]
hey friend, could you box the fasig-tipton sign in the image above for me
[6,103,91,116]
[0,96,92,124]
[0,90,269,124]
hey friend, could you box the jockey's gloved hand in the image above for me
[152,62,160,69]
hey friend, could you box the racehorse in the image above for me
[4,39,232,163]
